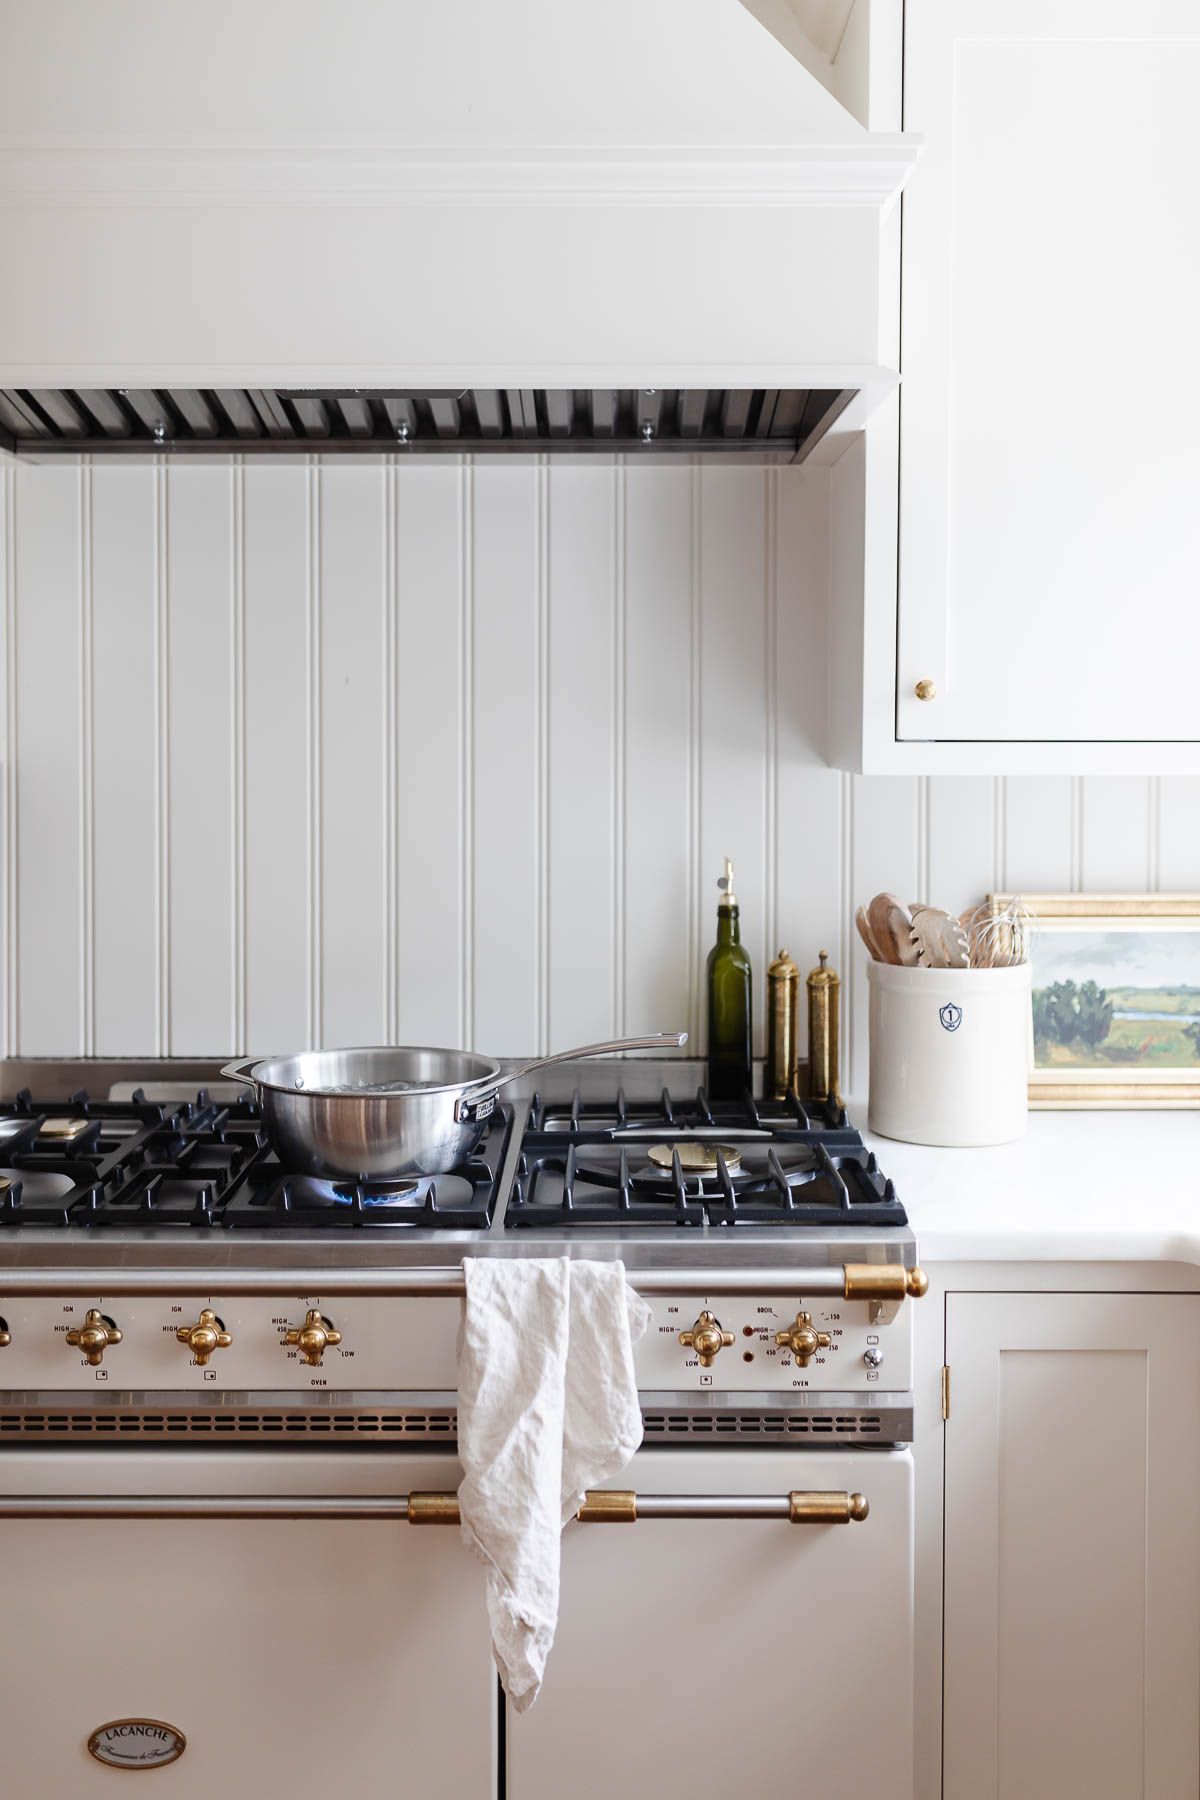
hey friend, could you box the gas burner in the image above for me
[646,1142,742,1175]
[37,1116,91,1142]
[219,1157,500,1230]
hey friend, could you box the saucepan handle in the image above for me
[219,1058,259,1087]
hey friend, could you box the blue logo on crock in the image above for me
[939,1002,963,1033]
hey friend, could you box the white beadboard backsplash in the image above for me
[2,455,1198,1097]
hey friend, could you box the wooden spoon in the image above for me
[855,905,885,961]
[866,892,920,966]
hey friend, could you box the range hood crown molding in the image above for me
[0,1,917,443]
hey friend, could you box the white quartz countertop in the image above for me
[856,1107,1200,1266]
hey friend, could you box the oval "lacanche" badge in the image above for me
[88,1719,186,1770]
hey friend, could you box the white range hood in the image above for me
[0,0,916,457]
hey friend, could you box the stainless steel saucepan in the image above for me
[220,1033,687,1179]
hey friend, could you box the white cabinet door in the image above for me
[943,1293,1200,1798]
[508,1449,913,1800]
[0,1451,495,1798]
[897,0,1200,751]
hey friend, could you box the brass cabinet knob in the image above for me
[914,678,936,701]
[775,1311,832,1367]
[284,1309,342,1366]
[0,1317,10,1349]
[176,1309,233,1366]
[679,1311,734,1367]
[65,1309,122,1366]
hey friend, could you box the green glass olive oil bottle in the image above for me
[706,858,753,1101]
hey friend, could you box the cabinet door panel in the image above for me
[899,1,1200,744]
[508,1449,913,1800]
[944,1293,1200,1798]
[0,1452,495,1798]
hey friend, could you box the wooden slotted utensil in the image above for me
[910,907,970,968]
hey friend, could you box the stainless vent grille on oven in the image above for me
[0,1409,458,1441]
[640,1410,889,1442]
[0,387,853,462]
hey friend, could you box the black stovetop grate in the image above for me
[0,1089,512,1230]
[505,1085,906,1228]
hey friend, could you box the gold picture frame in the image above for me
[989,893,1200,1109]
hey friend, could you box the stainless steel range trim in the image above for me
[0,1263,910,1296]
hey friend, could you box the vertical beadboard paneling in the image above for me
[90,463,158,1053]
[623,465,694,1038]
[925,778,997,915]
[0,463,12,1056]
[1157,780,1200,889]
[472,462,540,1053]
[774,467,846,983]
[1080,777,1153,891]
[391,461,466,1045]
[847,777,922,1099]
[1000,777,1075,893]
[318,462,388,1046]
[166,463,234,1051]
[13,460,83,1054]
[697,466,769,1056]
[546,460,617,1047]
[8,457,1200,1067]
[242,462,310,1052]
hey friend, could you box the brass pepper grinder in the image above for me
[807,951,841,1106]
[766,949,800,1100]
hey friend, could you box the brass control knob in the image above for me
[0,1317,10,1349]
[679,1311,734,1368]
[176,1309,233,1366]
[65,1309,122,1366]
[775,1311,832,1368]
[285,1309,342,1366]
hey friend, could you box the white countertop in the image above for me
[858,1107,1200,1266]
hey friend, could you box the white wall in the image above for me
[2,455,1197,1095]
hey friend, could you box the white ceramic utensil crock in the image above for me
[866,960,1032,1147]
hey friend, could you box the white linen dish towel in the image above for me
[456,1257,652,1711]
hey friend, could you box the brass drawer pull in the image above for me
[576,1491,869,1525]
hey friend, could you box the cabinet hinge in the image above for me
[940,1365,951,1421]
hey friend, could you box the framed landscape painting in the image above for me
[989,894,1200,1108]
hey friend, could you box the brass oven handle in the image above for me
[0,1490,867,1524]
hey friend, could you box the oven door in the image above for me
[508,1448,914,1800]
[0,1450,495,1797]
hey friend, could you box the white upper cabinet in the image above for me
[848,0,1200,772]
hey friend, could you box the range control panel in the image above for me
[637,1297,911,1393]
[0,1290,913,1394]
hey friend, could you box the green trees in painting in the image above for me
[1032,979,1114,1050]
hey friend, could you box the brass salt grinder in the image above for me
[765,949,800,1099]
[806,950,841,1105]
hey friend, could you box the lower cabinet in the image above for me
[943,1293,1200,1799]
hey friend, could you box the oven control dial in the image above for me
[65,1309,122,1366]
[679,1311,734,1367]
[775,1311,832,1368]
[284,1309,342,1366]
[176,1309,233,1365]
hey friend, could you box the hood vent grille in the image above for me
[0,386,852,461]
